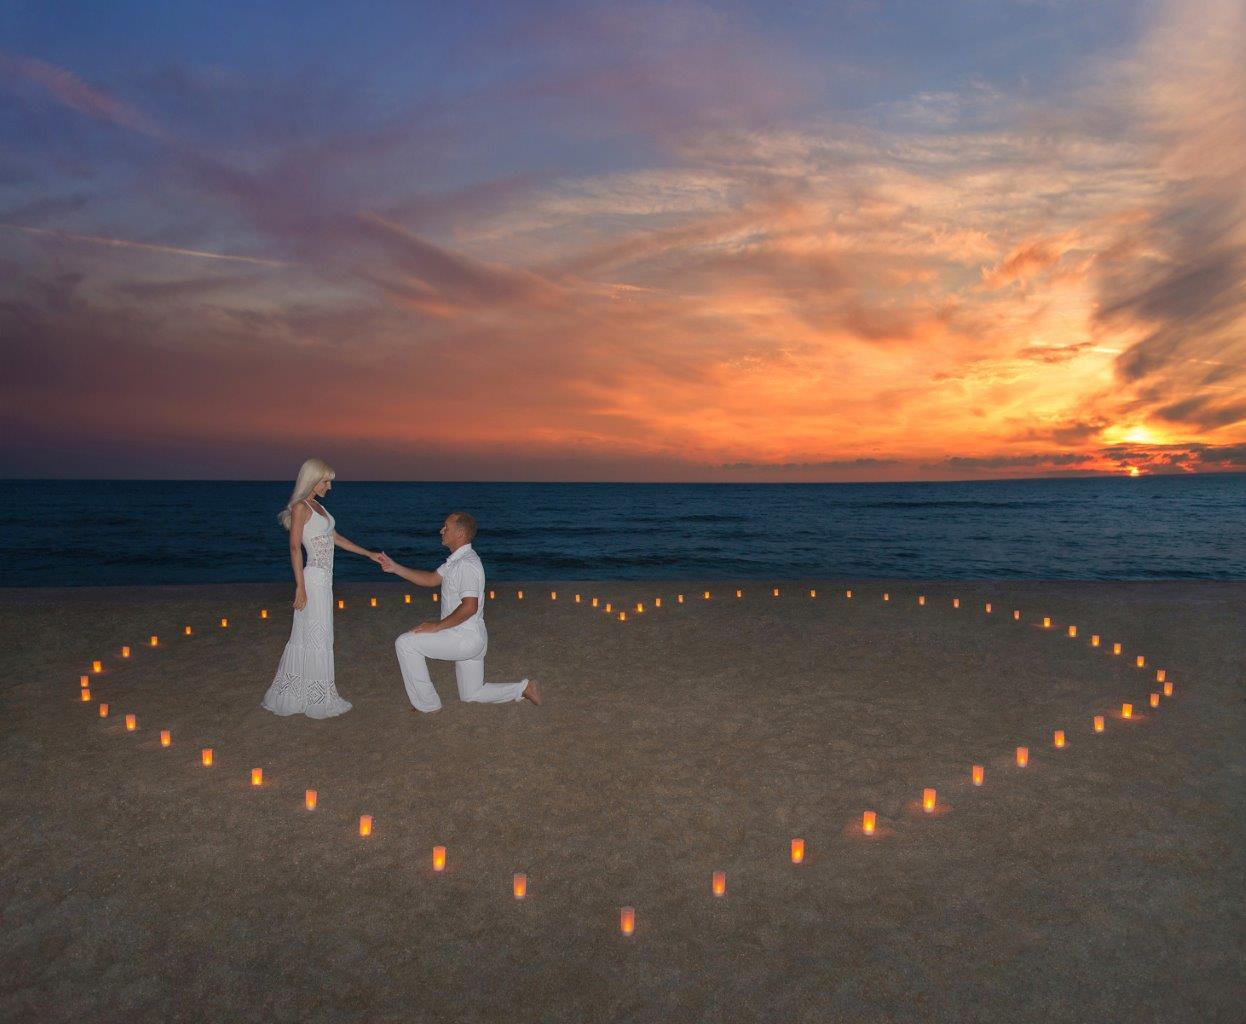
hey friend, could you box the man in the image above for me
[379,512,541,713]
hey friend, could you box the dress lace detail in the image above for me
[261,504,351,719]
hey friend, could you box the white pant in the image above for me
[394,626,528,712]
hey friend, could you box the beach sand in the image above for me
[1,580,1243,1024]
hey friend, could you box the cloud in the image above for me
[0,53,162,136]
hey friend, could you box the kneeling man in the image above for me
[379,512,541,713]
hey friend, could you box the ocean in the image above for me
[0,475,1243,587]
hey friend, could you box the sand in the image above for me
[1,580,1243,1024]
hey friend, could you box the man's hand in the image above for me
[379,552,399,574]
[409,620,439,634]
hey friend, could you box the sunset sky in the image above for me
[2,0,1244,481]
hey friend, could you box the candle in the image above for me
[655,598,662,607]
[80,688,91,702]
[1149,692,1160,708]
[1016,746,1029,768]
[883,592,890,602]
[160,729,171,747]
[182,626,190,637]
[517,591,524,600]
[125,714,137,732]
[1094,715,1105,733]
[808,589,817,598]
[790,838,805,863]
[773,588,780,598]
[1113,642,1122,656]
[79,674,89,688]
[604,603,612,613]
[972,764,984,786]
[1068,626,1077,638]
[618,612,627,622]
[251,768,263,786]
[338,599,345,609]
[404,594,412,604]
[202,748,213,766]
[1121,703,1133,720]
[592,598,599,608]
[92,660,102,673]
[620,907,635,936]
[432,845,446,872]
[1053,730,1065,749]
[1043,617,1051,629]
[918,595,926,606]
[550,591,557,601]
[704,591,711,600]
[985,603,992,614]
[1156,669,1166,683]
[575,594,582,603]
[488,590,495,600]
[1091,634,1100,647]
[712,870,727,897]
[220,618,228,628]
[846,590,853,599]
[1163,681,1173,697]
[305,789,317,810]
[862,811,877,836]
[260,609,268,619]
[1135,655,1145,668]
[359,815,372,837]
[121,646,130,658]
[635,603,644,613]
[678,594,684,603]
[953,598,960,608]
[513,873,527,899]
[1012,610,1021,621]
[99,703,109,717]
[370,597,377,607]
[736,589,743,598]
[922,788,936,813]
[432,593,439,603]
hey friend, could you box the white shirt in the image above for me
[436,543,486,631]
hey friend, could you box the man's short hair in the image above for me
[450,511,477,541]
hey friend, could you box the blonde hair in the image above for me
[278,458,336,530]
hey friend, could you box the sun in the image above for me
[1126,466,1141,477]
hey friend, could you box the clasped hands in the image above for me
[375,550,439,634]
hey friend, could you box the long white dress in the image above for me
[261,501,352,718]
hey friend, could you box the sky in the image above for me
[1,0,1244,481]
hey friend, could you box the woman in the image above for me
[262,458,380,718]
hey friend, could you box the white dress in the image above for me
[261,501,352,718]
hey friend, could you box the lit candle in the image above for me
[1163,681,1173,697]
[432,845,446,872]
[846,590,853,599]
[712,870,727,897]
[517,591,524,600]
[160,729,171,747]
[220,618,228,628]
[1067,625,1077,638]
[736,589,743,598]
[1043,617,1051,629]
[704,591,711,600]
[80,688,91,702]
[1091,634,1101,647]
[513,873,527,899]
[883,592,890,602]
[1113,642,1122,656]
[488,590,495,600]
[550,591,557,601]
[260,609,268,619]
[1094,715,1105,733]
[1156,669,1165,683]
[92,660,102,673]
[862,811,876,836]
[338,599,345,609]
[370,597,377,607]
[922,788,936,813]
[678,594,685,603]
[972,764,984,786]
[404,594,412,604]
[305,789,317,810]
[99,703,109,717]
[635,603,644,613]
[618,612,627,622]
[592,598,599,608]
[1016,746,1029,768]
[952,598,960,608]
[251,768,263,786]
[985,603,992,614]
[1053,730,1065,749]
[1012,610,1020,621]
[620,907,635,936]
[125,714,137,732]
[79,674,89,688]
[655,598,662,607]
[809,589,816,598]
[918,595,926,606]
[1149,692,1160,708]
[359,815,372,837]
[121,646,130,658]
[575,594,582,603]
[432,593,439,603]
[182,626,190,636]
[604,603,612,613]
[790,838,805,863]
[773,588,780,598]
[202,748,213,766]
[1135,655,1145,668]
[1121,703,1133,720]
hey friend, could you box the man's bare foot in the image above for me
[522,679,542,706]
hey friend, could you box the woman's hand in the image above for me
[378,552,398,574]
[367,550,383,564]
[293,587,308,611]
